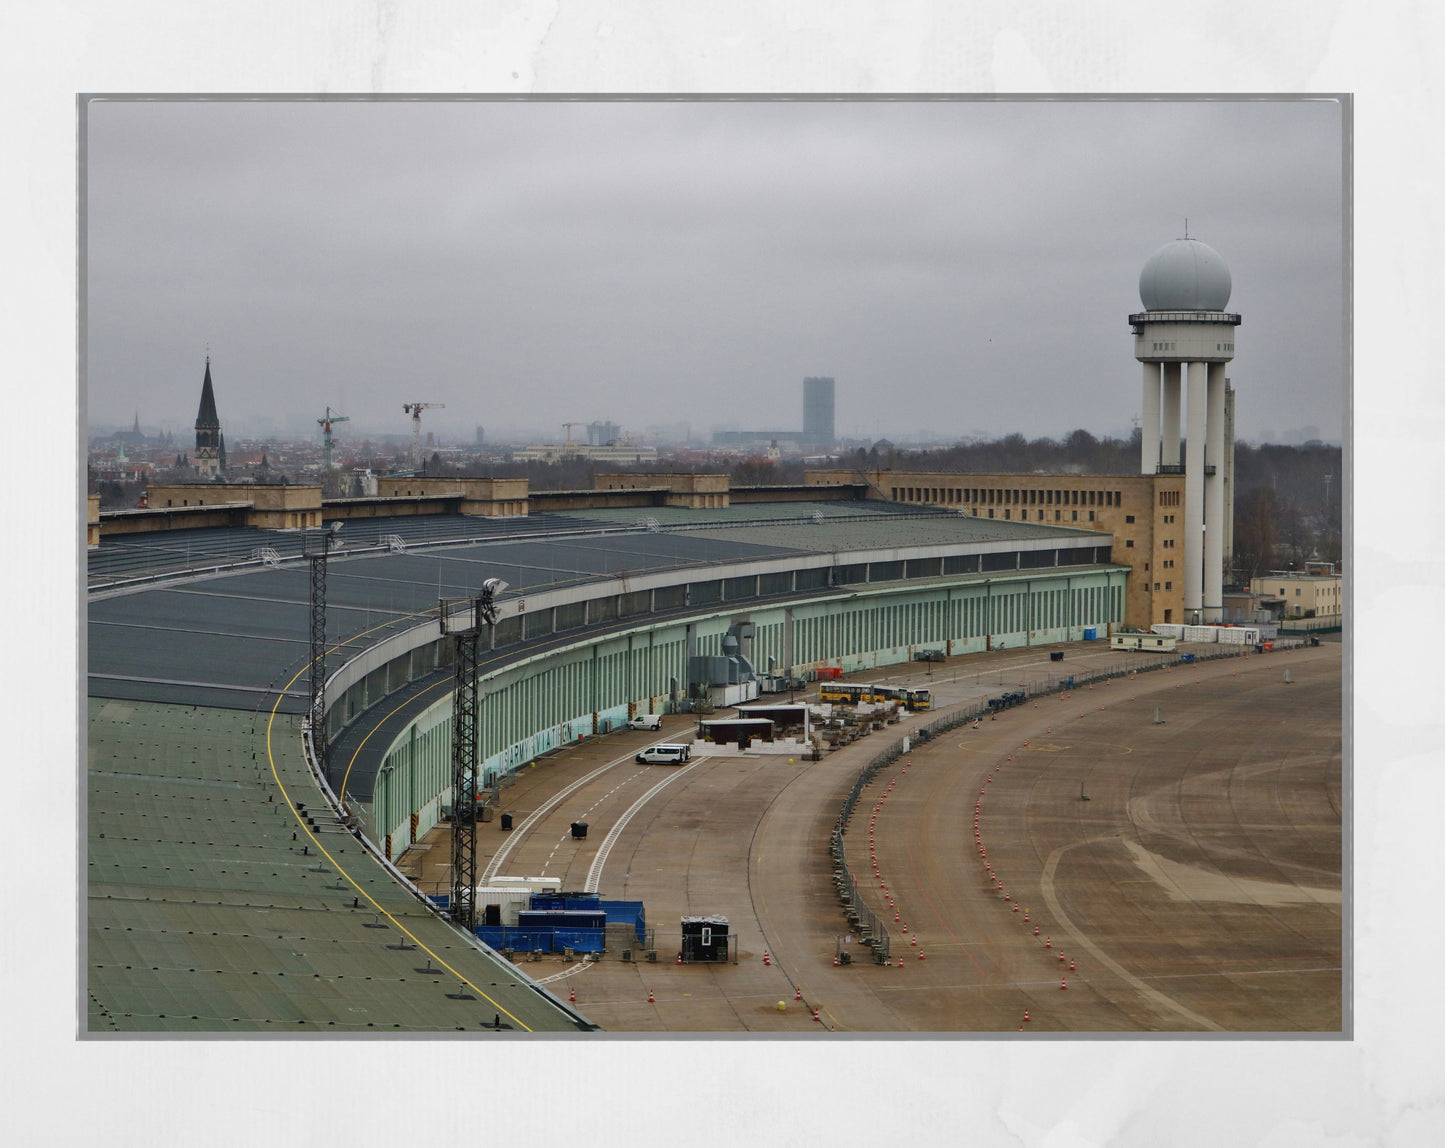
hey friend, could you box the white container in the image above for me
[489,875,563,892]
[1151,624,1184,639]
[473,887,535,925]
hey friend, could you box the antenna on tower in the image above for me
[1184,218,1190,240]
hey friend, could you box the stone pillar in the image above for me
[1184,361,1208,621]
[1161,362,1182,467]
[1203,363,1228,622]
[1141,361,1161,475]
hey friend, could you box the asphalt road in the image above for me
[402,641,1342,1034]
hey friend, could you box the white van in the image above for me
[627,713,663,731]
[636,743,691,765]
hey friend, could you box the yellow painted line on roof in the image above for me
[266,642,534,1032]
[339,674,454,806]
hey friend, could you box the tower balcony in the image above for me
[1154,464,1216,476]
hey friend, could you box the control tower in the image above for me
[1131,236,1241,624]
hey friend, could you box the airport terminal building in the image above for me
[85,486,1127,1033]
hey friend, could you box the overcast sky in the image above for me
[84,97,1344,447]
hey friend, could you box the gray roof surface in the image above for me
[89,502,1109,712]
[88,524,811,711]
[86,699,589,1034]
[85,498,1121,1035]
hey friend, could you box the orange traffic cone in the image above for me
[833,954,839,967]
[763,951,771,966]
[648,988,654,1003]
[1023,1009,1030,1022]
[1045,936,1051,948]
[569,986,575,1002]
[897,957,903,967]
[1069,959,1075,970]
[1061,978,1067,990]
[795,986,802,1001]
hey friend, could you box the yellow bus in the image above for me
[879,685,932,711]
[818,682,932,711]
[817,682,880,705]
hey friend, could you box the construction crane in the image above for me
[316,406,350,471]
[402,402,446,470]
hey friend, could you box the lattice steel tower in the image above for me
[442,578,506,932]
[304,524,342,781]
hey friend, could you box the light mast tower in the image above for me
[1131,234,1241,624]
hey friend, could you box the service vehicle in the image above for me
[627,713,663,731]
[636,743,691,764]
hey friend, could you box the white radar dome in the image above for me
[1138,238,1232,311]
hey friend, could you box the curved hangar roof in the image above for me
[1138,237,1232,311]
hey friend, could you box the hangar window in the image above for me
[1125,514,1135,523]
[1125,539,1134,548]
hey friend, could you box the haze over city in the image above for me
[85,97,1344,448]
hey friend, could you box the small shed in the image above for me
[680,915,731,963]
[734,703,811,740]
[696,716,776,749]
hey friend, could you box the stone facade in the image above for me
[144,483,323,530]
[372,477,529,516]
[806,469,1189,629]
[592,472,730,509]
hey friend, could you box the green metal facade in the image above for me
[370,566,1126,858]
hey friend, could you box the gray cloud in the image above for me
[85,97,1344,445]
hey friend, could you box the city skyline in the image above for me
[84,98,1345,449]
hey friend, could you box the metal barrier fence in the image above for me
[827,643,1261,963]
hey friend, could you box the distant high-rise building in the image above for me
[587,420,621,446]
[194,356,223,479]
[475,424,485,446]
[802,376,835,445]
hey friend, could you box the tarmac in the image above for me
[400,638,1343,1034]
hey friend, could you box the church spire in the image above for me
[194,355,223,479]
[195,356,220,431]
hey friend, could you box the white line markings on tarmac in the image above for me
[584,761,702,892]
[1039,838,1225,1031]
[483,752,638,883]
